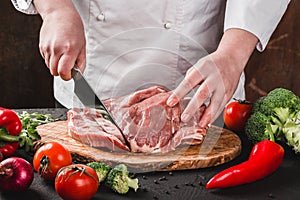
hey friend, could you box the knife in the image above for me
[71,65,131,151]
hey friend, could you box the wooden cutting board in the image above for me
[35,121,241,173]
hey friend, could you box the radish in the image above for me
[0,157,34,192]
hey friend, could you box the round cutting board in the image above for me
[35,121,241,173]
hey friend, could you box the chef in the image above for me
[12,0,290,128]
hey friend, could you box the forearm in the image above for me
[216,28,258,73]
[34,0,77,19]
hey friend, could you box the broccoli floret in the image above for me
[252,96,266,114]
[245,87,300,153]
[87,162,111,183]
[245,111,271,144]
[106,164,139,194]
[258,88,300,116]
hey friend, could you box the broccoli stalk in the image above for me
[86,162,111,183]
[282,112,300,152]
[245,88,300,153]
[106,164,139,194]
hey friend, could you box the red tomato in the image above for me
[223,99,253,132]
[55,164,99,200]
[33,142,72,180]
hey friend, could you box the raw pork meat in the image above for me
[68,86,206,153]
[67,108,130,151]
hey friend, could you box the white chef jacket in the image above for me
[12,0,290,108]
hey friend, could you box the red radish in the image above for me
[0,157,34,192]
[0,152,3,162]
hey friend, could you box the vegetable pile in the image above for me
[245,88,300,152]
[207,87,300,190]
[0,108,54,193]
[32,144,139,198]
[0,109,55,158]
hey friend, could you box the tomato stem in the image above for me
[61,166,98,183]
[39,155,51,176]
[233,98,252,105]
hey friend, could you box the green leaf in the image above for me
[16,111,55,152]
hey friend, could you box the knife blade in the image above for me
[71,65,131,151]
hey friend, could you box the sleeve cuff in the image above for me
[11,0,38,15]
[224,0,290,52]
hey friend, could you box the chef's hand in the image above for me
[167,29,258,128]
[34,0,86,80]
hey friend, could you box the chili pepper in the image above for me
[0,107,22,157]
[206,140,284,189]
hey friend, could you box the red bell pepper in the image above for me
[0,108,22,157]
[206,140,284,189]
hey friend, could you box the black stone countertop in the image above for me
[1,108,300,200]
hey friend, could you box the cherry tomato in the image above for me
[33,142,72,180]
[55,164,99,200]
[223,99,253,132]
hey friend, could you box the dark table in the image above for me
[1,108,300,200]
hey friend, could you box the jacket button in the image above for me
[164,22,172,29]
[97,13,105,21]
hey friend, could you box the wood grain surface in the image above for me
[36,121,241,172]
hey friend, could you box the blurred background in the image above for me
[0,1,54,108]
[0,1,299,108]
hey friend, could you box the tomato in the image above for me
[33,142,72,180]
[223,99,253,132]
[55,164,99,200]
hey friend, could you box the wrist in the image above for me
[217,28,258,71]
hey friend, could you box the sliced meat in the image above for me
[67,108,129,152]
[68,86,206,153]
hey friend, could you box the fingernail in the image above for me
[199,123,211,130]
[181,113,191,122]
[167,96,176,107]
[206,123,211,130]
